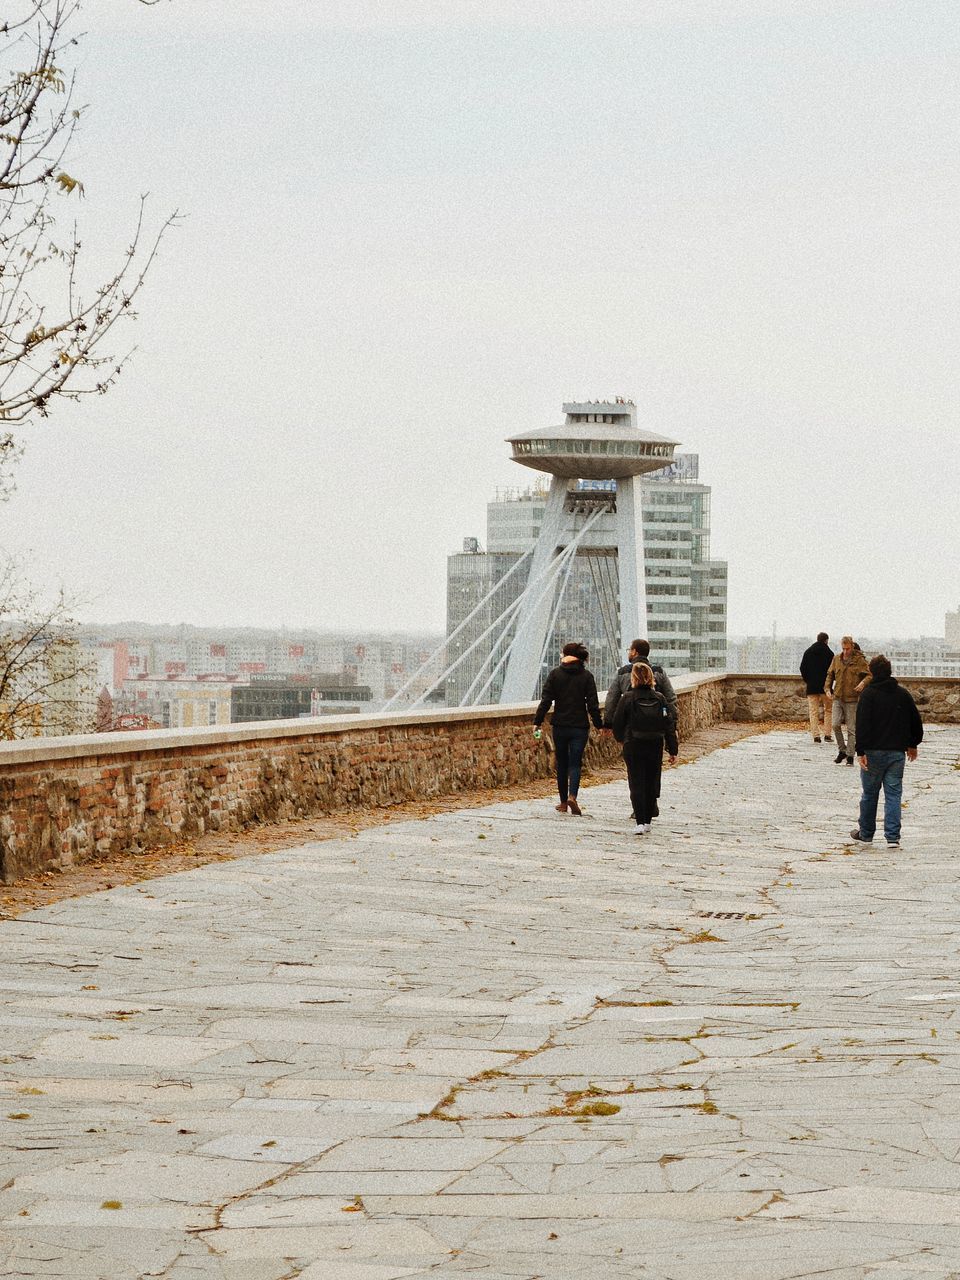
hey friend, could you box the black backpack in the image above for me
[626,691,667,738]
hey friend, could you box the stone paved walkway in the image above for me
[2,727,960,1280]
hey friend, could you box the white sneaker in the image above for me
[635,823,645,835]
[642,823,652,834]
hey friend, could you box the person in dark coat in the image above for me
[603,637,677,726]
[604,638,676,821]
[534,642,603,816]
[612,662,679,836]
[799,631,834,743]
[849,654,923,850]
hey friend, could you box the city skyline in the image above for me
[2,1,959,638]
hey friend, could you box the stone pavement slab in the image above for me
[1,727,959,1278]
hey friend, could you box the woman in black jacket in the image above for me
[534,642,603,815]
[612,662,679,835]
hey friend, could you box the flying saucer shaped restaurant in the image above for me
[506,401,678,481]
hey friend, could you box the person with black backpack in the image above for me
[612,662,679,835]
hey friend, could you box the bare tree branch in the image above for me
[0,553,96,737]
[0,0,176,454]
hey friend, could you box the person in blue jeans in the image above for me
[849,654,923,850]
[533,642,604,816]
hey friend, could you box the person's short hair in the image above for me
[869,654,892,680]
[629,638,650,657]
[841,634,854,646]
[817,632,828,643]
[631,662,655,688]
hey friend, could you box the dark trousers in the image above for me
[552,726,589,803]
[623,738,664,824]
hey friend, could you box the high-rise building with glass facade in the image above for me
[445,455,727,705]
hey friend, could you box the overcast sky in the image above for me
[3,0,959,638]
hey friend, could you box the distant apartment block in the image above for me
[726,635,811,676]
[881,640,960,679]
[116,677,236,730]
[88,631,440,712]
[1,635,98,739]
[230,675,374,723]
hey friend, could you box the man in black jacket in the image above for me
[604,638,677,727]
[849,654,923,850]
[799,631,834,743]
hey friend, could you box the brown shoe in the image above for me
[555,802,568,813]
[567,797,582,816]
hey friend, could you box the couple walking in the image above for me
[800,632,871,762]
[533,639,677,835]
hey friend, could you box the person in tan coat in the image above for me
[824,636,871,764]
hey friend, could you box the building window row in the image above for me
[646,530,693,543]
[512,439,673,460]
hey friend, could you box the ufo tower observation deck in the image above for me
[498,399,679,703]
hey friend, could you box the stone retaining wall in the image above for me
[0,704,628,884]
[723,674,960,725]
[2,672,956,883]
[675,672,727,741]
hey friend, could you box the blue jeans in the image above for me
[858,749,905,842]
[552,726,589,803]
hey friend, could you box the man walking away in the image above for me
[800,631,834,743]
[604,638,677,728]
[824,635,871,764]
[849,654,923,850]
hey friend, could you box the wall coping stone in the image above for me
[0,672,726,768]
[4,671,956,770]
[0,702,538,766]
